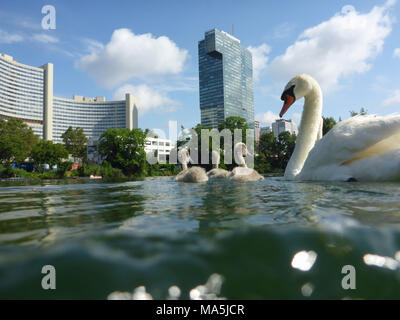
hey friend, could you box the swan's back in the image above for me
[207,168,230,179]
[175,167,208,183]
[300,114,400,181]
[228,167,263,182]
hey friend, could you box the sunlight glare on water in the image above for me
[291,251,317,272]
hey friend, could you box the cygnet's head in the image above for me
[178,147,191,165]
[211,150,220,167]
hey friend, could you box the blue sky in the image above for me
[1,0,399,136]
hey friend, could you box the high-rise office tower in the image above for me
[198,29,254,129]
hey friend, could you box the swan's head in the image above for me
[211,150,220,167]
[178,147,191,165]
[211,150,220,159]
[280,74,316,117]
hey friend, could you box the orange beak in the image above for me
[280,95,295,118]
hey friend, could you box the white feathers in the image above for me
[282,74,400,181]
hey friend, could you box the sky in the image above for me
[1,0,399,138]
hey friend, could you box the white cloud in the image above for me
[0,29,23,43]
[256,110,280,126]
[394,48,400,58]
[32,33,59,43]
[382,89,400,106]
[0,29,60,45]
[81,38,104,53]
[113,84,180,115]
[248,44,271,80]
[0,10,41,30]
[256,110,302,128]
[273,22,295,39]
[77,28,188,89]
[268,1,395,92]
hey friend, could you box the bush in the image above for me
[146,163,180,176]
[78,162,125,178]
[38,170,58,179]
[56,161,73,178]
[78,163,100,177]
[100,161,124,178]
[0,165,36,179]
[0,164,12,178]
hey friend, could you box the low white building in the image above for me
[271,119,298,138]
[145,137,174,163]
[260,126,272,136]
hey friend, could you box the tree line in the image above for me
[0,118,88,178]
[0,113,346,179]
[0,118,175,179]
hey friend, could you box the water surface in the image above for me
[1,177,400,299]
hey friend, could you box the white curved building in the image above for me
[0,53,138,142]
[0,53,45,137]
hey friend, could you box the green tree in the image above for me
[30,140,69,170]
[276,131,296,169]
[98,128,146,177]
[218,116,250,169]
[255,132,275,173]
[178,117,250,170]
[255,131,296,173]
[61,126,88,162]
[144,128,158,139]
[218,116,249,143]
[350,108,368,117]
[322,117,337,135]
[0,118,39,166]
[192,123,215,170]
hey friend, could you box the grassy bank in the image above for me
[0,162,181,181]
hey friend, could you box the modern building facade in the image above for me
[0,53,45,138]
[271,119,298,138]
[144,137,174,163]
[198,29,254,129]
[260,126,272,136]
[52,95,137,143]
[0,53,138,143]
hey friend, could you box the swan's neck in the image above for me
[213,163,218,169]
[182,162,188,171]
[235,151,247,167]
[285,86,322,179]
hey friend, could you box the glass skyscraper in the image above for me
[198,29,254,129]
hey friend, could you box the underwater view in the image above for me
[1,177,400,299]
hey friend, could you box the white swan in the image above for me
[207,150,230,179]
[228,142,264,182]
[279,74,400,181]
[175,148,208,183]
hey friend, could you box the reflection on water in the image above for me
[0,177,400,299]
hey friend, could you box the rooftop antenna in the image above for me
[232,24,234,36]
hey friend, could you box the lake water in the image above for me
[1,176,400,299]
